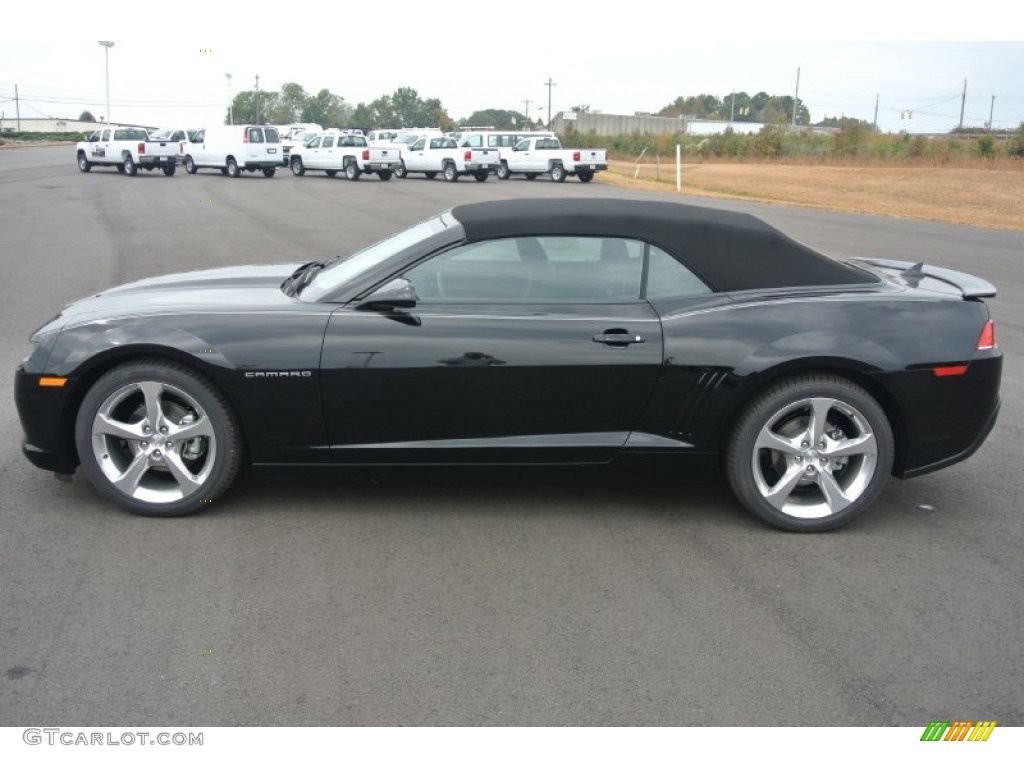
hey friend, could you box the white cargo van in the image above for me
[183,125,282,177]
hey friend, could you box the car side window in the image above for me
[513,140,529,151]
[322,136,336,148]
[411,139,425,151]
[403,237,644,302]
[248,128,264,143]
[307,137,321,148]
[465,135,482,148]
[645,245,712,299]
[101,130,111,141]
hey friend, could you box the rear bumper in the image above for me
[464,163,498,172]
[364,162,398,172]
[574,163,607,172]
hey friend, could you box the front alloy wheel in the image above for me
[726,375,893,532]
[74,360,242,516]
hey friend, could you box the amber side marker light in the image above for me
[38,377,67,387]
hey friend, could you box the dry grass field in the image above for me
[603,161,1024,231]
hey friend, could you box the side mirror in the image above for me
[357,277,418,310]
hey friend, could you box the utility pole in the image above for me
[523,98,532,123]
[792,67,800,128]
[226,73,233,125]
[958,78,967,131]
[989,95,996,131]
[873,94,879,129]
[15,83,21,130]
[98,41,114,125]
[255,74,261,124]
[544,77,556,130]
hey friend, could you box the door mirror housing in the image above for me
[357,278,418,310]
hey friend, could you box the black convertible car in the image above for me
[16,199,1001,531]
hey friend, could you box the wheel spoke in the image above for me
[826,432,876,458]
[139,382,165,429]
[93,413,146,441]
[815,470,852,514]
[806,397,834,446]
[168,416,213,441]
[113,453,150,495]
[763,464,806,511]
[755,427,801,456]
[164,452,203,495]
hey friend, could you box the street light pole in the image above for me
[226,73,233,125]
[98,41,114,124]
[544,77,556,130]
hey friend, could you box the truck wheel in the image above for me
[185,156,198,174]
[425,171,437,180]
[344,162,361,181]
[395,163,407,179]
[163,163,176,176]
[495,162,510,180]
[291,157,306,176]
[473,171,488,182]
[525,172,538,180]
[123,154,138,176]
[578,171,594,183]
[226,157,240,178]
[550,164,566,183]
[378,170,393,181]
[444,163,458,182]
[78,153,92,173]
[262,167,276,178]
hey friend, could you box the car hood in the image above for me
[43,263,306,332]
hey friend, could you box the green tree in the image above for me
[353,87,453,130]
[227,90,283,124]
[279,82,309,123]
[79,110,95,122]
[302,89,350,128]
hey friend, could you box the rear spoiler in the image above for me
[854,258,997,299]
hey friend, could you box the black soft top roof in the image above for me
[450,198,874,292]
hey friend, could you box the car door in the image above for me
[319,235,665,464]
[507,139,533,171]
[320,134,338,169]
[303,135,323,169]
[404,137,428,172]
[94,129,111,162]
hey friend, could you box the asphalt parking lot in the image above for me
[1,146,1021,726]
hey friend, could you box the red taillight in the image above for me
[573,150,581,162]
[138,142,146,155]
[933,365,968,377]
[464,150,472,162]
[977,320,996,350]
[362,149,370,161]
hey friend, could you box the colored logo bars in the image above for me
[920,721,997,742]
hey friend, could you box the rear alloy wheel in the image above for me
[74,359,242,517]
[378,170,393,181]
[291,157,306,176]
[726,375,893,532]
[345,161,361,181]
[395,163,408,179]
[444,163,458,182]
[473,171,488,182]
[185,156,198,174]
[495,162,510,180]
[549,164,566,183]
[262,167,276,178]
[78,153,92,172]
[123,154,138,176]
[226,157,240,178]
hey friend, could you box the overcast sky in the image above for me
[2,7,1020,134]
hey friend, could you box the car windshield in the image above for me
[148,128,178,140]
[300,215,451,302]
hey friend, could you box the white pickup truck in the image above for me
[395,136,499,182]
[289,131,401,180]
[497,136,607,182]
[76,127,184,176]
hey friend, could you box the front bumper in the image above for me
[15,365,79,474]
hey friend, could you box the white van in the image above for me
[183,125,283,177]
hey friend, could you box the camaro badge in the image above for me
[244,371,312,378]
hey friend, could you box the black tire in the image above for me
[425,171,437,180]
[117,164,126,173]
[525,172,538,180]
[163,163,176,176]
[473,171,488,182]
[73,358,243,517]
[495,162,510,180]
[220,168,228,176]
[326,169,337,178]
[344,161,361,181]
[262,167,276,178]
[725,374,894,532]
[578,171,594,183]
[378,170,393,181]
[226,157,240,178]
[395,163,407,179]
[291,157,306,176]
[443,163,458,182]
[78,153,92,173]
[550,164,566,183]
[185,156,198,174]
[123,154,138,176]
